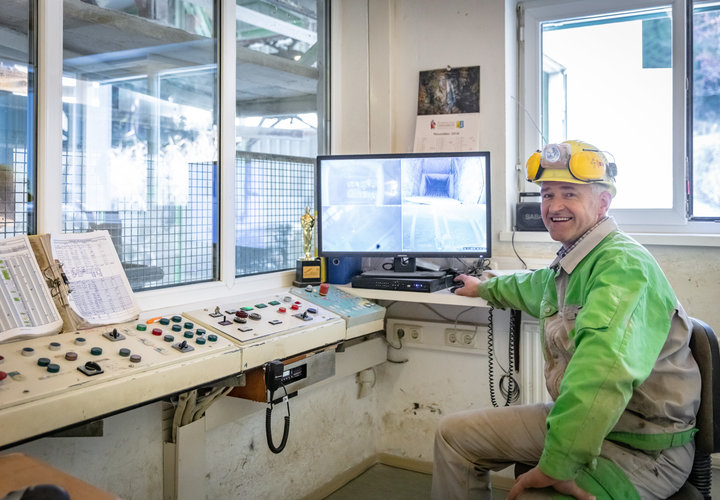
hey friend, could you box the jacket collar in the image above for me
[550,216,618,274]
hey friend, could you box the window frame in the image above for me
[519,0,720,236]
[33,0,329,312]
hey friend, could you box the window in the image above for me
[61,1,220,291]
[234,1,324,276]
[520,0,720,232]
[0,1,35,237]
[690,1,720,219]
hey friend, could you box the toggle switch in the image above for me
[78,361,104,376]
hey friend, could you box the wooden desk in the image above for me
[0,453,119,500]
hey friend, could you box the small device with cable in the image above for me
[265,360,291,454]
[229,349,336,454]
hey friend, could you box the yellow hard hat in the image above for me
[526,140,617,197]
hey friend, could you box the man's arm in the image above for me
[452,270,552,318]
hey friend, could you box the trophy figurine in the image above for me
[301,206,315,260]
[294,207,322,286]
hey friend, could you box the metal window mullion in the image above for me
[36,0,63,234]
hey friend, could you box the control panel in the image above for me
[0,317,235,410]
[290,284,385,339]
[0,316,242,448]
[183,290,346,370]
[0,286,385,449]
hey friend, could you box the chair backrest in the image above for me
[688,317,720,454]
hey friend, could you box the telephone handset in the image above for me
[264,360,290,454]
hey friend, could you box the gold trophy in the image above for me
[294,207,322,286]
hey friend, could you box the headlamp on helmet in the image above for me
[526,141,617,189]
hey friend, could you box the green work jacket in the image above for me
[478,217,700,491]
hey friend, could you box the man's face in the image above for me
[540,181,611,247]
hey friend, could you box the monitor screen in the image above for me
[316,151,491,260]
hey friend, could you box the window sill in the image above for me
[499,231,720,247]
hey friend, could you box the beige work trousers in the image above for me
[431,403,694,500]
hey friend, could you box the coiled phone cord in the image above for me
[266,385,291,454]
[487,307,520,407]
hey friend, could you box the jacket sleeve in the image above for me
[477,269,555,319]
[537,249,676,480]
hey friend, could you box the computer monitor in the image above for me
[316,151,491,272]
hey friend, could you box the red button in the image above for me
[0,371,6,382]
[236,310,249,318]
[152,328,163,336]
[319,283,330,296]
[291,304,300,310]
[278,307,286,313]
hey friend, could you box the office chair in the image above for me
[515,317,719,499]
[668,317,720,500]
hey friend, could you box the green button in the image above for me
[255,303,267,309]
[90,347,102,356]
[172,324,182,332]
[47,363,60,373]
[184,322,194,329]
[136,324,147,331]
[37,357,50,367]
[184,331,194,339]
[196,337,206,345]
[208,334,218,342]
[241,306,253,311]
[171,316,182,323]
[196,328,206,336]
[268,300,280,306]
[159,318,170,325]
[163,335,174,343]
[119,348,131,357]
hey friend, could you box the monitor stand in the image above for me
[392,256,417,273]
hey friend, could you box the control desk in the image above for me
[0,285,385,449]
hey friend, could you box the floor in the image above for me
[322,464,505,500]
[323,463,720,499]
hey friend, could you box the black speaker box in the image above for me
[516,192,546,232]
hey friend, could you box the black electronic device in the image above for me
[265,359,285,393]
[351,270,453,293]
[515,192,546,232]
[316,151,491,272]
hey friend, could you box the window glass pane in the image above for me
[235,0,320,276]
[691,2,720,218]
[542,8,673,210]
[62,0,219,291]
[0,1,34,237]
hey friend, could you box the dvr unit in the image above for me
[351,271,453,293]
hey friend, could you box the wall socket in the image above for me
[385,319,486,353]
[445,328,478,347]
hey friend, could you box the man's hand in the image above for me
[451,274,480,297]
[507,466,596,500]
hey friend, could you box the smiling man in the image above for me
[431,140,701,499]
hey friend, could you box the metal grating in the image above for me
[235,152,315,276]
[62,155,217,291]
[0,149,32,238]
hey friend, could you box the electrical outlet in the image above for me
[445,328,478,348]
[385,319,486,353]
[395,323,423,343]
